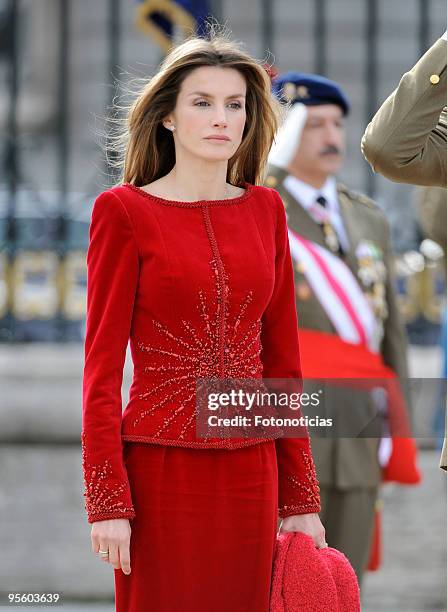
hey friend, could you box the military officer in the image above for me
[361,31,447,470]
[266,72,416,584]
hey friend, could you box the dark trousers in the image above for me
[319,484,378,586]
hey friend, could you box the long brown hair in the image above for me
[107,30,281,187]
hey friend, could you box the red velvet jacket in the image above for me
[81,182,321,523]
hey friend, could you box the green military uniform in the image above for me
[416,185,447,468]
[265,164,410,582]
[361,35,447,470]
[417,186,447,250]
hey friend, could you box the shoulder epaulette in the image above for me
[338,183,378,209]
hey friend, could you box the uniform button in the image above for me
[430,74,440,84]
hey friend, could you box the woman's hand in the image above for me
[280,512,327,549]
[91,518,132,575]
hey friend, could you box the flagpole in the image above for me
[261,0,274,56]
[210,0,223,23]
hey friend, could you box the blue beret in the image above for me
[272,71,350,116]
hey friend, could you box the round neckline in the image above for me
[122,181,253,208]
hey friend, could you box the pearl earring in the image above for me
[168,125,175,132]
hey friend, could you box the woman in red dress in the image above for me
[81,32,325,612]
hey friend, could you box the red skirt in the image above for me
[115,440,278,612]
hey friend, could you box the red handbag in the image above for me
[270,531,360,612]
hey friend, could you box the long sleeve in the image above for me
[379,215,414,422]
[81,190,139,523]
[261,190,321,518]
[380,216,410,381]
[361,38,447,187]
[441,439,447,470]
[416,185,447,249]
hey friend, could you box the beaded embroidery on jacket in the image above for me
[133,254,264,439]
[279,449,321,517]
[81,431,135,521]
[121,202,277,447]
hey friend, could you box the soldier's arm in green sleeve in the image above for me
[380,216,412,415]
[415,186,447,469]
[441,437,447,469]
[416,186,447,252]
[361,38,447,187]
